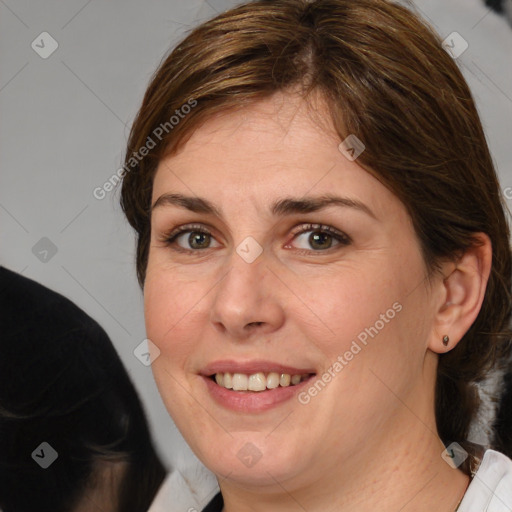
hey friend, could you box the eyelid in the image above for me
[288,223,351,242]
[164,223,213,241]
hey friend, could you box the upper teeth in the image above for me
[214,372,310,392]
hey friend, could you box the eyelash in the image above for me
[160,223,351,255]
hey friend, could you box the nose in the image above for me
[209,250,285,341]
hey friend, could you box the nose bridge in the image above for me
[215,243,267,311]
[209,242,282,336]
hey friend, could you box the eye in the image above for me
[163,224,220,252]
[161,222,351,254]
[287,223,351,251]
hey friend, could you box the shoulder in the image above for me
[147,459,219,512]
[459,449,512,511]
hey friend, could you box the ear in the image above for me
[428,233,492,354]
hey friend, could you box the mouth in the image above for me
[209,371,314,392]
[199,361,317,412]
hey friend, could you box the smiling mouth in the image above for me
[210,372,315,392]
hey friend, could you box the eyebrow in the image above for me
[151,193,376,219]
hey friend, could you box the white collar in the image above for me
[458,449,512,511]
[147,458,219,512]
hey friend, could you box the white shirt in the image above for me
[458,450,512,512]
[147,449,512,512]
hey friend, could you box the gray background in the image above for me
[1,0,511,472]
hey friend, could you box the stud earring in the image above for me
[442,335,450,346]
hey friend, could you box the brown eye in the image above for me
[187,231,211,249]
[289,224,351,252]
[308,232,334,250]
[164,225,220,252]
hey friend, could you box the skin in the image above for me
[144,90,491,511]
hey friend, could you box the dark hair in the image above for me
[493,365,512,456]
[119,0,512,458]
[0,266,166,512]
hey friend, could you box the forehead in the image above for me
[156,92,337,174]
[151,92,399,221]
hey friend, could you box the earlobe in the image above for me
[429,233,492,354]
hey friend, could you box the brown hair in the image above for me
[120,0,512,455]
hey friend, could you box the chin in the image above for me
[205,452,304,488]
[193,431,308,487]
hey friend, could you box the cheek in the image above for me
[300,263,399,344]
[143,270,204,366]
[307,255,424,380]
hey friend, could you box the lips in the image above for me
[199,360,317,412]
[200,360,316,377]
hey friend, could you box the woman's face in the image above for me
[145,91,439,489]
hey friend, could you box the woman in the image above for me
[0,266,166,511]
[119,0,512,510]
